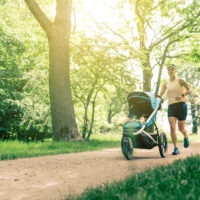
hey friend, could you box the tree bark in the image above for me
[141,52,152,91]
[107,108,112,124]
[155,40,172,94]
[135,1,152,91]
[87,90,99,140]
[48,29,79,140]
[82,106,89,139]
[191,103,198,134]
[25,0,81,141]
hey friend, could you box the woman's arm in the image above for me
[159,82,167,97]
[178,79,192,96]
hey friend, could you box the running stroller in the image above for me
[121,92,168,160]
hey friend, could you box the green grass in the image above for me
[66,154,200,200]
[167,133,200,143]
[0,133,121,160]
[0,133,199,161]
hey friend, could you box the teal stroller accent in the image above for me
[121,92,168,160]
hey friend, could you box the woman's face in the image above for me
[167,66,177,77]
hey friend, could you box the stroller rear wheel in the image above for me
[158,132,168,158]
[121,136,133,160]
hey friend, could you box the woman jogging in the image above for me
[159,64,192,155]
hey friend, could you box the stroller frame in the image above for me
[121,93,168,160]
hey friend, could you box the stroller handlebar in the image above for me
[154,94,164,107]
[154,94,163,103]
[154,94,162,99]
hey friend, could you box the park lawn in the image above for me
[167,132,200,143]
[66,154,200,200]
[0,133,121,160]
[0,133,199,160]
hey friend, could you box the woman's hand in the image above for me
[175,95,183,101]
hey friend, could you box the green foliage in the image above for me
[70,33,137,139]
[0,25,26,140]
[67,154,200,200]
[190,37,200,63]
[0,0,51,141]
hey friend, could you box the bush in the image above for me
[0,98,52,142]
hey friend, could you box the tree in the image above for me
[91,0,200,91]
[71,34,120,139]
[70,32,137,139]
[105,63,138,124]
[133,0,200,91]
[24,0,81,140]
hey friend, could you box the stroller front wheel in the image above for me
[158,132,168,158]
[121,136,133,160]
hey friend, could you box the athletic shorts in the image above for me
[168,102,187,120]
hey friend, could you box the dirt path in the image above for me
[0,141,200,200]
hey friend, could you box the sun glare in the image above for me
[83,0,112,21]
[75,0,125,30]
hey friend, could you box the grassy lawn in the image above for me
[167,132,200,143]
[66,154,200,200]
[0,132,199,160]
[0,133,121,160]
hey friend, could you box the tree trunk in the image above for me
[81,77,98,139]
[48,28,80,140]
[24,0,81,141]
[135,3,152,92]
[82,106,89,139]
[155,39,179,94]
[142,53,152,91]
[107,107,112,123]
[87,91,98,140]
[142,66,152,91]
[155,65,163,95]
[191,103,198,134]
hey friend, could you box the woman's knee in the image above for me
[170,124,176,130]
[178,125,185,132]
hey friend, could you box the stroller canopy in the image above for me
[127,91,160,118]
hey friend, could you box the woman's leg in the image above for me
[178,120,188,138]
[168,117,177,148]
[178,120,189,148]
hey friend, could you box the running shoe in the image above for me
[172,147,180,155]
[184,137,189,148]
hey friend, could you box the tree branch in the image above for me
[24,0,52,35]
[155,38,180,94]
[149,12,200,50]
[135,0,145,25]
[88,14,138,55]
[166,53,191,58]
